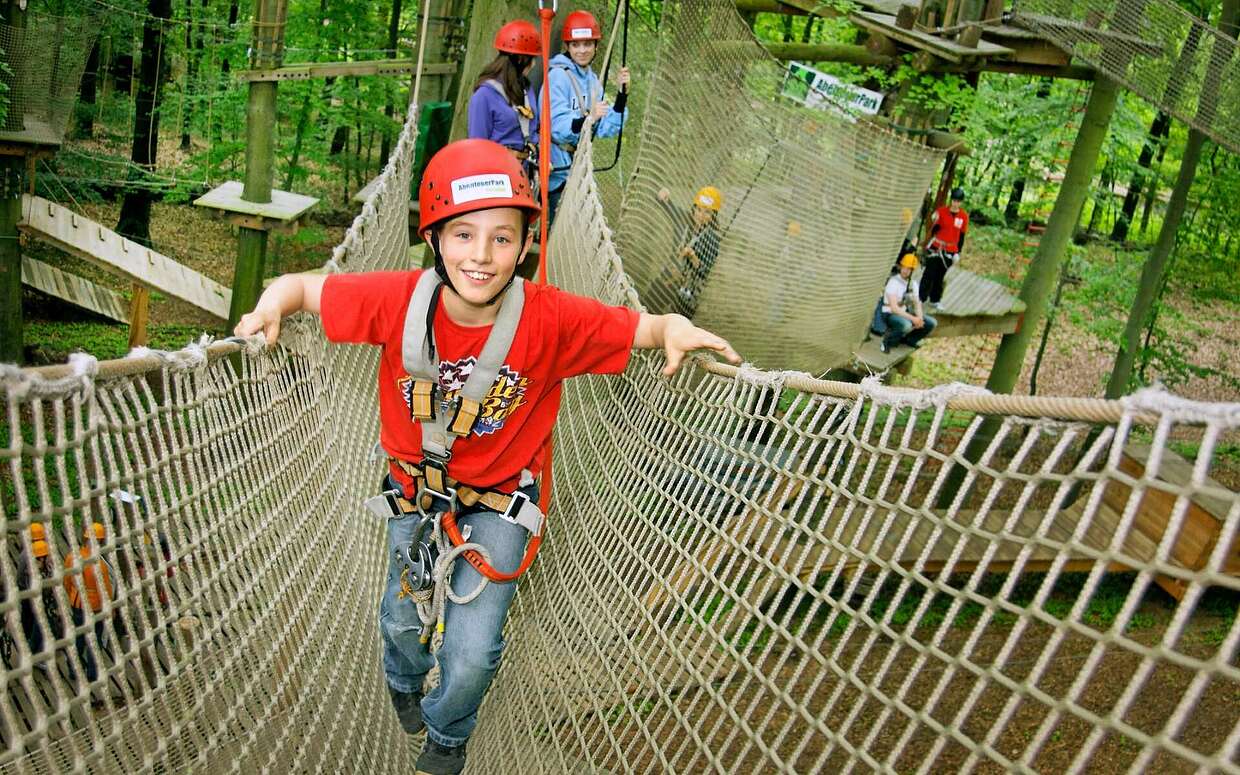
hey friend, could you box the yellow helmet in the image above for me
[30,523,46,541]
[899,253,919,269]
[694,186,723,212]
[32,540,50,559]
[85,522,105,542]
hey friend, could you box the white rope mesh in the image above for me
[1012,0,1239,154]
[3,3,1240,773]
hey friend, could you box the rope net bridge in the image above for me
[2,2,1240,774]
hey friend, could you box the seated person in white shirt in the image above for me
[876,253,936,353]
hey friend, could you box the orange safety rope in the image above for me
[535,1,556,518]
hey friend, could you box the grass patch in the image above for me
[25,320,209,363]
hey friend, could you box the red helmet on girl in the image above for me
[418,139,541,233]
[561,10,602,41]
[494,20,541,57]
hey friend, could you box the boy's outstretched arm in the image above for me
[634,313,741,377]
[233,273,328,345]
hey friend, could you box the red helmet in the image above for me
[561,10,601,41]
[418,139,541,233]
[494,20,540,57]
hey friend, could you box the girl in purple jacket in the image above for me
[467,20,541,168]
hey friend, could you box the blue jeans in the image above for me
[379,482,539,747]
[882,312,937,348]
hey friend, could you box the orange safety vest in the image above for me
[63,547,115,612]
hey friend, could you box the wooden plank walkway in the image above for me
[644,445,1239,622]
[21,256,129,323]
[849,12,1015,62]
[18,195,232,321]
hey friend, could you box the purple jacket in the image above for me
[467,83,539,150]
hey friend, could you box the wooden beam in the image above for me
[19,194,232,320]
[974,61,1096,80]
[237,59,457,82]
[20,255,129,324]
[761,41,895,66]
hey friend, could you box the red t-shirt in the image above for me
[930,206,968,252]
[320,270,640,493]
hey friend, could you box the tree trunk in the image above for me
[180,0,196,149]
[1005,74,1050,228]
[801,16,816,43]
[1138,120,1172,236]
[1105,0,1239,398]
[219,0,240,77]
[116,0,173,248]
[378,0,403,168]
[75,38,101,139]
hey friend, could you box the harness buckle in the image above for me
[499,490,545,536]
[416,484,458,517]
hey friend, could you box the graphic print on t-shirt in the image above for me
[397,356,531,436]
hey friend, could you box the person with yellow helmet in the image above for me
[874,253,936,353]
[17,523,60,669]
[234,138,740,775]
[654,185,724,318]
[63,522,118,687]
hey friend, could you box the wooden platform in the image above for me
[18,195,232,321]
[850,12,1015,62]
[22,255,130,323]
[644,444,1240,626]
[194,181,319,234]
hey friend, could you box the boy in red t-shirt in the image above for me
[235,139,739,775]
[921,186,969,310]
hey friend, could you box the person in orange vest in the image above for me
[17,524,60,671]
[63,522,117,685]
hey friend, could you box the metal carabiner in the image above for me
[537,0,558,10]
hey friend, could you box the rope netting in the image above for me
[0,12,98,146]
[1011,0,1239,154]
[610,0,942,373]
[3,3,1240,774]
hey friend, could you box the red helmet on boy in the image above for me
[494,20,541,56]
[562,10,602,41]
[418,139,541,233]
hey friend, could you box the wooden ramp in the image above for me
[21,256,129,323]
[18,195,232,321]
[644,446,1239,620]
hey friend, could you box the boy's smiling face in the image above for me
[430,207,532,320]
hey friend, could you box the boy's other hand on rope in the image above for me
[616,66,631,90]
[634,313,741,377]
[234,307,283,346]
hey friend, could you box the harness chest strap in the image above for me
[400,271,526,460]
[484,79,534,148]
[550,64,599,155]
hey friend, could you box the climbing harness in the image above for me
[363,271,546,643]
[483,78,539,171]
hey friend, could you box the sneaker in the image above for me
[416,739,467,775]
[388,685,425,735]
[879,340,890,354]
[924,302,940,313]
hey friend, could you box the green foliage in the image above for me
[24,321,207,362]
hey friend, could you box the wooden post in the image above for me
[127,284,151,348]
[228,0,286,330]
[0,1,25,364]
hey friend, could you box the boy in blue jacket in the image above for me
[544,9,630,226]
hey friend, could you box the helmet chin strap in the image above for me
[427,230,519,307]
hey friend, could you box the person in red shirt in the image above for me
[921,186,969,311]
[235,139,739,775]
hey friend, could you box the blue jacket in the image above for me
[467,82,539,151]
[543,53,627,192]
